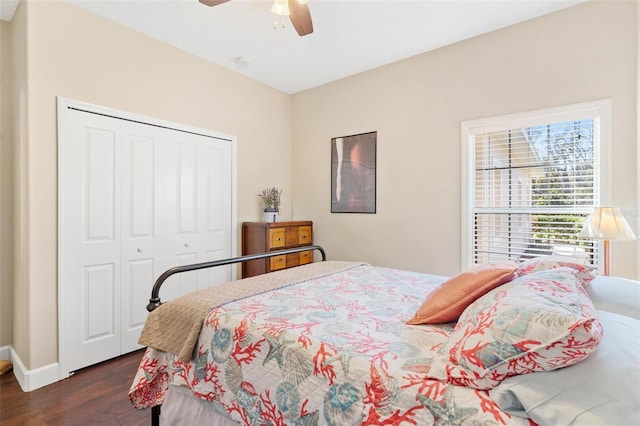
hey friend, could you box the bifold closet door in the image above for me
[62,113,165,370]
[64,110,124,372]
[61,107,234,373]
[160,131,234,303]
[119,121,168,353]
[197,136,233,288]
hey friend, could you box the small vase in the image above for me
[263,210,280,223]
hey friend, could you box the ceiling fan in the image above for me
[199,0,314,37]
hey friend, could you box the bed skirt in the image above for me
[161,385,239,425]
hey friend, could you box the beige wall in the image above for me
[9,0,292,370]
[0,20,13,348]
[292,0,639,279]
[10,0,29,370]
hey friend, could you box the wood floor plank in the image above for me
[0,350,150,426]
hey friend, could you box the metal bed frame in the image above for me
[144,245,327,425]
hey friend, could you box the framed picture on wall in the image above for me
[331,131,376,213]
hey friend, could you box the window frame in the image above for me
[461,99,612,270]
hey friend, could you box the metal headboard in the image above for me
[146,245,327,312]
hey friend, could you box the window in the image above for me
[461,100,612,268]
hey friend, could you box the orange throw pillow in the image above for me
[406,261,517,325]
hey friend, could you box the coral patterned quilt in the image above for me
[129,262,532,425]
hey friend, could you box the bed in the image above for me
[129,247,640,425]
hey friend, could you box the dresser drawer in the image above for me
[270,255,287,271]
[285,251,313,268]
[298,226,312,245]
[299,250,312,265]
[269,228,286,248]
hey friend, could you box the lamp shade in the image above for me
[579,206,637,241]
[271,0,290,16]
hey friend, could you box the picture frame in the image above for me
[331,131,376,213]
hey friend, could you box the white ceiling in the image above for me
[0,0,19,21]
[4,0,585,94]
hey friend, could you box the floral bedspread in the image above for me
[129,264,531,425]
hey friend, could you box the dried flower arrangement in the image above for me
[258,187,282,212]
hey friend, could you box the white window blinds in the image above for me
[462,101,610,267]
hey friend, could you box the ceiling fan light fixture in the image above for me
[271,0,290,16]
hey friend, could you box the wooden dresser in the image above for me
[242,221,313,278]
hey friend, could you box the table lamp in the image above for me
[579,206,637,275]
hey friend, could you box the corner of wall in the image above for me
[9,346,59,392]
[0,16,15,349]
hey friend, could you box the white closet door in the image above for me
[119,122,167,353]
[161,132,234,298]
[64,110,122,372]
[59,99,236,376]
[199,136,233,287]
[161,131,201,301]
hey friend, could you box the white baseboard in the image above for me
[9,346,60,392]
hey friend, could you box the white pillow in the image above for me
[586,276,640,320]
[489,310,640,426]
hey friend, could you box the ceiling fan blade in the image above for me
[199,0,230,6]
[288,0,313,36]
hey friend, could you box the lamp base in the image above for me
[603,239,610,276]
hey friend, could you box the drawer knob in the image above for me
[137,248,143,253]
[184,243,190,247]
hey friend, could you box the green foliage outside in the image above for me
[528,120,594,248]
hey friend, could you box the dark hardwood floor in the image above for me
[0,350,150,425]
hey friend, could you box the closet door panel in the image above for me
[125,258,155,328]
[175,137,200,254]
[165,132,202,295]
[177,142,198,235]
[64,110,122,373]
[199,139,233,288]
[84,264,117,339]
[120,123,166,352]
[129,138,154,236]
[86,131,117,240]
